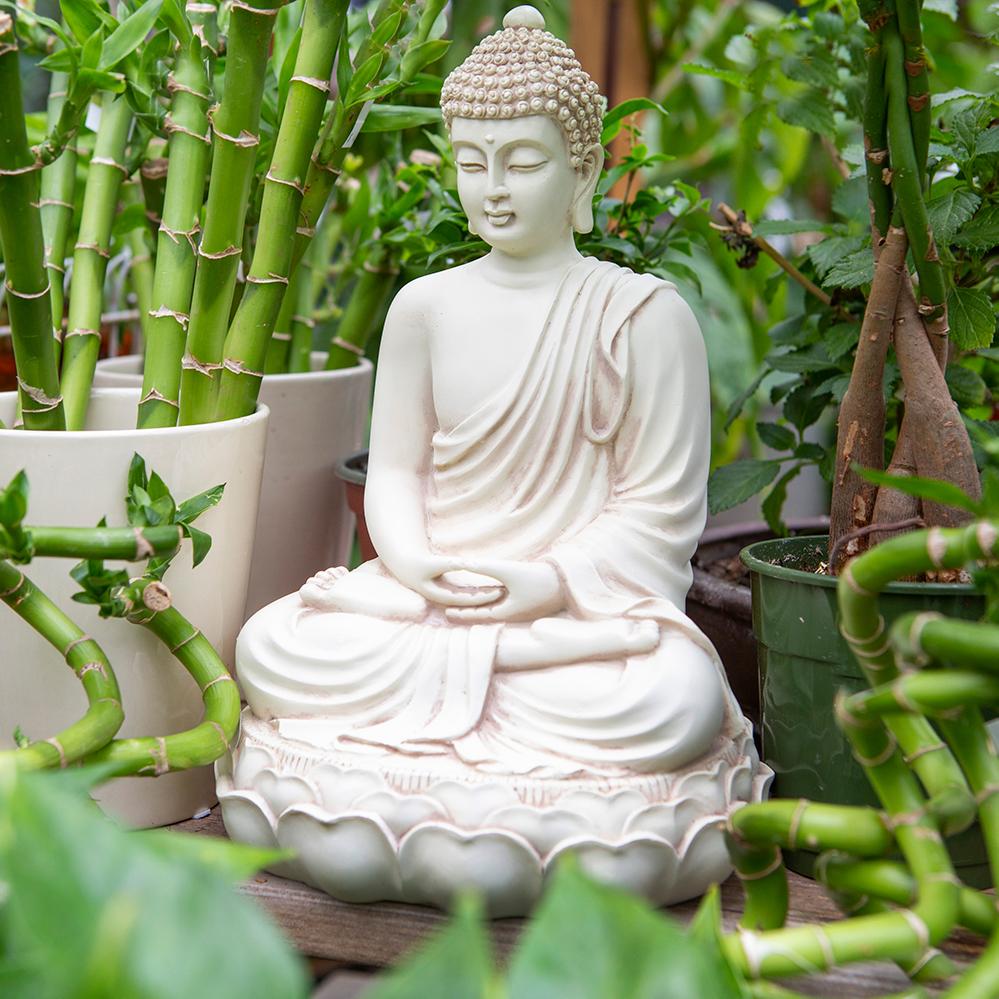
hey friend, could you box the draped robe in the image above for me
[238,257,746,779]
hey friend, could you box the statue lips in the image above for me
[484,208,515,227]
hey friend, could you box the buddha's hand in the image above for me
[396,554,505,608]
[444,558,564,623]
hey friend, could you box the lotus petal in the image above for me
[668,814,732,904]
[399,825,542,917]
[623,797,708,844]
[673,760,727,812]
[232,744,277,789]
[353,790,448,837]
[486,806,590,858]
[546,835,680,906]
[311,764,387,812]
[426,780,520,828]
[255,767,320,817]
[726,762,753,805]
[553,789,647,837]
[278,806,402,902]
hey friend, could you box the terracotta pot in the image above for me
[0,388,268,827]
[94,354,373,615]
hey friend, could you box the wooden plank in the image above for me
[176,809,981,995]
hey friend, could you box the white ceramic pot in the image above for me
[0,388,268,827]
[93,354,373,616]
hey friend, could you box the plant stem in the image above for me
[0,559,122,768]
[894,0,930,191]
[215,0,349,422]
[122,179,156,347]
[863,23,892,243]
[137,34,213,429]
[85,577,240,776]
[0,13,65,431]
[178,0,284,425]
[59,96,134,430]
[325,245,397,369]
[264,267,299,373]
[20,524,183,561]
[40,70,77,366]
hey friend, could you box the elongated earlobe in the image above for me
[571,144,605,233]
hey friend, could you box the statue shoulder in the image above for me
[384,261,483,326]
[630,281,706,366]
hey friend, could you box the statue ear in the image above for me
[571,143,604,234]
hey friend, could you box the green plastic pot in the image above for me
[741,534,989,884]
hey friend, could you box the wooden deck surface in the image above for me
[174,808,986,996]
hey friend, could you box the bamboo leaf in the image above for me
[81,27,103,70]
[38,48,76,72]
[853,465,980,513]
[344,51,384,107]
[708,459,781,514]
[277,26,302,118]
[100,0,163,70]
[948,286,996,351]
[61,0,114,44]
[370,9,403,48]
[399,38,449,83]
[176,483,225,523]
[182,524,212,566]
[158,0,191,44]
[361,104,442,132]
[681,63,748,90]
[127,453,148,493]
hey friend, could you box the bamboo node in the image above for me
[37,197,73,210]
[840,614,886,647]
[166,75,212,103]
[139,388,180,409]
[264,170,306,194]
[841,564,874,597]
[0,160,42,176]
[208,109,261,148]
[332,336,366,358]
[142,581,172,612]
[902,741,946,764]
[91,156,129,176]
[201,674,236,694]
[245,272,289,286]
[164,114,211,145]
[5,280,51,300]
[210,719,229,748]
[222,358,264,378]
[182,354,221,376]
[866,148,888,165]
[16,378,62,412]
[976,521,998,557]
[296,226,317,238]
[75,241,111,259]
[901,910,930,951]
[64,328,101,339]
[272,331,292,341]
[736,848,784,881]
[134,528,155,560]
[854,733,898,769]
[882,167,893,185]
[0,571,26,599]
[310,153,341,176]
[975,783,999,805]
[149,305,191,329]
[151,736,170,775]
[228,0,281,14]
[44,262,66,275]
[892,682,919,713]
[198,243,241,260]
[78,661,109,679]
[63,634,94,659]
[45,737,68,768]
[292,315,316,328]
[814,927,835,970]
[170,628,202,653]
[787,798,809,849]
[291,75,331,93]
[905,947,941,979]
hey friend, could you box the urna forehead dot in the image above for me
[503,5,547,29]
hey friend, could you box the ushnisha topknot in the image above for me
[440,4,606,170]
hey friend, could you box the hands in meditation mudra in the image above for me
[219,6,769,916]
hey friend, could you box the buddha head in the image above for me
[440,5,606,256]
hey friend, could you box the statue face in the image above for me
[451,115,582,257]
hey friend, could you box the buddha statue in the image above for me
[218,5,770,917]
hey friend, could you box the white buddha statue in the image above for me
[218,6,769,917]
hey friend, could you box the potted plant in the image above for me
[703,0,998,866]
[0,0,449,821]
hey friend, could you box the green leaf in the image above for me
[81,26,104,70]
[763,464,803,537]
[926,187,981,244]
[948,286,996,351]
[601,97,669,144]
[681,63,748,90]
[277,26,302,119]
[399,38,450,83]
[159,0,191,44]
[723,370,766,431]
[825,321,859,360]
[976,127,999,157]
[136,829,291,884]
[127,453,148,494]
[368,896,494,999]
[344,51,385,107]
[370,9,403,48]
[176,483,225,523]
[708,459,781,514]
[824,248,874,289]
[361,104,442,132]
[505,860,740,999]
[753,219,831,237]
[946,364,989,408]
[100,0,163,70]
[953,204,999,253]
[784,382,833,432]
[0,470,29,528]
[924,0,958,18]
[766,344,835,375]
[111,201,149,237]
[853,466,980,513]
[757,422,796,452]
[38,48,77,72]
[807,235,867,280]
[183,524,212,567]
[61,0,114,43]
[777,89,835,136]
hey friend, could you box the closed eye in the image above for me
[508,161,546,172]
[458,161,487,172]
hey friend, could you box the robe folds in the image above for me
[238,257,748,779]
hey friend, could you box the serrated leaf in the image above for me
[763,464,803,536]
[723,370,767,431]
[948,286,996,351]
[926,187,981,243]
[831,176,868,224]
[757,422,796,451]
[681,63,748,90]
[947,364,989,408]
[825,321,859,360]
[976,127,999,156]
[766,344,836,374]
[808,235,867,280]
[777,89,835,136]
[708,459,781,514]
[953,204,999,253]
[824,248,874,288]
[100,0,163,70]
[784,382,834,431]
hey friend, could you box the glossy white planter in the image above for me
[0,388,268,827]
[94,354,373,615]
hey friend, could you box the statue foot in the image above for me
[496,617,660,670]
[299,566,350,609]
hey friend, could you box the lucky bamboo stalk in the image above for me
[0,13,65,431]
[0,559,123,768]
[137,30,213,429]
[59,95,134,430]
[176,0,284,426]
[139,144,169,235]
[85,576,240,776]
[20,524,184,561]
[263,266,300,373]
[214,0,349,422]
[122,179,156,346]
[324,245,398,369]
[39,70,77,365]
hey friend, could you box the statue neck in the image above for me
[480,233,582,289]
